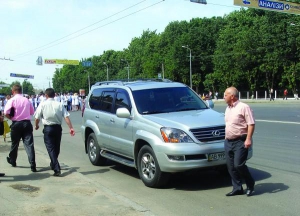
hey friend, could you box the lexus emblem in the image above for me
[212,130,220,137]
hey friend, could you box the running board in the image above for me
[100,150,135,168]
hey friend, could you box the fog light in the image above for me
[167,155,185,161]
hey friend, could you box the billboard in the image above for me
[234,0,300,15]
[44,59,79,65]
[10,73,34,79]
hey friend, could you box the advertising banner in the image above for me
[44,59,79,65]
[234,0,300,15]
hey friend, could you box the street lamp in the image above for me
[182,45,192,89]
[23,78,28,95]
[103,62,109,81]
[85,70,91,91]
[121,59,130,81]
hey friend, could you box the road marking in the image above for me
[256,119,300,125]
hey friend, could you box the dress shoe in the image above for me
[226,189,244,196]
[0,173,5,177]
[246,182,255,196]
[246,187,254,196]
[31,166,37,172]
[53,170,61,177]
[7,157,16,167]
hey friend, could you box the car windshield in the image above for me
[132,87,208,114]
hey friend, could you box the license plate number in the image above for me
[208,152,226,161]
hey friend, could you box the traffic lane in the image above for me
[214,103,300,123]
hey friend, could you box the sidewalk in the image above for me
[0,135,153,216]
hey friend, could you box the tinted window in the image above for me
[114,90,131,113]
[89,88,103,110]
[99,91,114,113]
[132,87,207,114]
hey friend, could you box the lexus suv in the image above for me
[81,80,247,188]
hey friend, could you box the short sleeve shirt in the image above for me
[225,101,255,140]
[34,98,69,125]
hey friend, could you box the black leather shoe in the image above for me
[226,189,244,196]
[0,173,5,177]
[31,166,37,172]
[7,157,16,167]
[53,170,61,177]
[246,187,254,196]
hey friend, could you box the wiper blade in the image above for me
[176,108,199,112]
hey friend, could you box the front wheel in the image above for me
[87,133,106,166]
[137,145,169,188]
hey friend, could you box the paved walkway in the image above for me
[0,133,153,216]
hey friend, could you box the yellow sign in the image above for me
[234,0,300,15]
[44,59,79,65]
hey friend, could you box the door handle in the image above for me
[110,119,115,123]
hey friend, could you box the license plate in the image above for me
[208,152,226,161]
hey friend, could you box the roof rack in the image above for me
[93,81,124,86]
[93,78,173,87]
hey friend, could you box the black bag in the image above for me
[0,121,4,136]
[10,107,15,117]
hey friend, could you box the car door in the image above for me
[108,89,134,158]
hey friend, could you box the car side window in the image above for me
[99,91,114,113]
[89,88,103,110]
[114,90,131,113]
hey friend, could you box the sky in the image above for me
[0,0,241,90]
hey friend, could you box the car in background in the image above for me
[81,80,248,188]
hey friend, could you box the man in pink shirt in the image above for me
[223,87,255,197]
[4,84,36,172]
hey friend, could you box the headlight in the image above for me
[160,127,193,143]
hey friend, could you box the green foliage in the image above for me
[48,8,300,95]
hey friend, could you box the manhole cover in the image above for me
[10,184,40,193]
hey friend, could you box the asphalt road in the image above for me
[29,102,300,215]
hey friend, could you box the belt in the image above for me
[226,134,247,142]
[44,124,61,127]
[12,120,30,123]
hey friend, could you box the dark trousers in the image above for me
[43,125,62,172]
[9,120,36,167]
[224,139,255,191]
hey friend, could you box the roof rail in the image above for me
[93,81,124,86]
[92,78,173,87]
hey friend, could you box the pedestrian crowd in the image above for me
[0,85,76,178]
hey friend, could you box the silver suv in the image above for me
[81,80,228,188]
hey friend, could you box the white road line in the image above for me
[256,119,300,125]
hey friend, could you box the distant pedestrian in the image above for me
[269,88,274,101]
[215,91,219,100]
[283,89,288,100]
[3,84,37,172]
[0,111,5,177]
[34,88,75,176]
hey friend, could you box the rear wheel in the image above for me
[87,133,106,166]
[137,145,169,188]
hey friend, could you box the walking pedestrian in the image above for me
[223,87,255,197]
[34,88,75,176]
[3,84,37,172]
[0,111,5,177]
[283,89,288,100]
[269,88,274,101]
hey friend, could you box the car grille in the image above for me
[190,126,225,142]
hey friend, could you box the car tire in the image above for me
[87,133,106,166]
[137,145,169,188]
